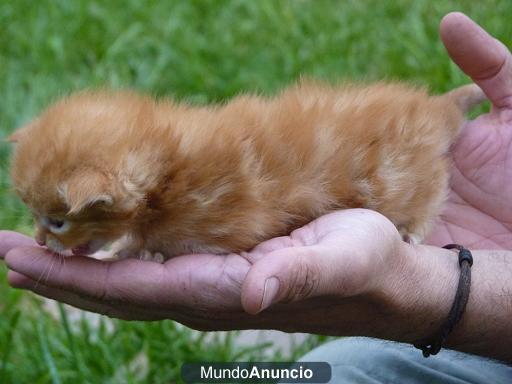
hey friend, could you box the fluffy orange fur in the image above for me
[9,81,485,259]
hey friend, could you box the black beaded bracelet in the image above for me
[414,244,473,357]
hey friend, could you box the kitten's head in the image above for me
[8,92,152,255]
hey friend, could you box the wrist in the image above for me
[373,242,460,343]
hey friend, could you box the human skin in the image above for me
[1,12,511,363]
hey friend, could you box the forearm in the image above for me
[381,243,512,363]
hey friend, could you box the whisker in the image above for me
[60,253,66,271]
[35,256,54,289]
[44,256,57,284]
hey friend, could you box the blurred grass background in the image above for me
[0,0,511,382]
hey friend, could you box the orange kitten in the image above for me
[9,81,485,260]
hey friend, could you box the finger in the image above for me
[7,270,160,320]
[245,219,323,264]
[440,12,512,108]
[0,230,37,258]
[5,246,244,310]
[7,269,34,287]
[242,245,367,314]
[5,246,174,306]
[244,235,297,263]
[8,269,255,327]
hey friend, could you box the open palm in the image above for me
[427,13,512,249]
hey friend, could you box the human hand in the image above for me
[2,209,440,339]
[427,12,512,249]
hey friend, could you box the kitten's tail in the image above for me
[443,83,487,114]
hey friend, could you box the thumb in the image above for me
[440,12,512,109]
[241,245,367,314]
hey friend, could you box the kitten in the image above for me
[8,81,485,260]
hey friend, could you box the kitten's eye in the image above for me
[49,218,64,228]
[47,217,71,234]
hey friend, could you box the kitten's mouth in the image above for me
[72,239,107,256]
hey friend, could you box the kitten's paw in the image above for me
[402,232,423,245]
[398,226,424,244]
[138,250,165,263]
[103,237,165,262]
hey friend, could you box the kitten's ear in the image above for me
[61,169,114,214]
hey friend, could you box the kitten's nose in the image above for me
[35,226,47,246]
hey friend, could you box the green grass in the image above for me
[0,0,511,382]
[0,267,328,383]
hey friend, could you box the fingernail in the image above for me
[260,277,280,312]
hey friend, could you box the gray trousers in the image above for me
[299,337,511,383]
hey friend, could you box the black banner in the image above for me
[181,362,331,383]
